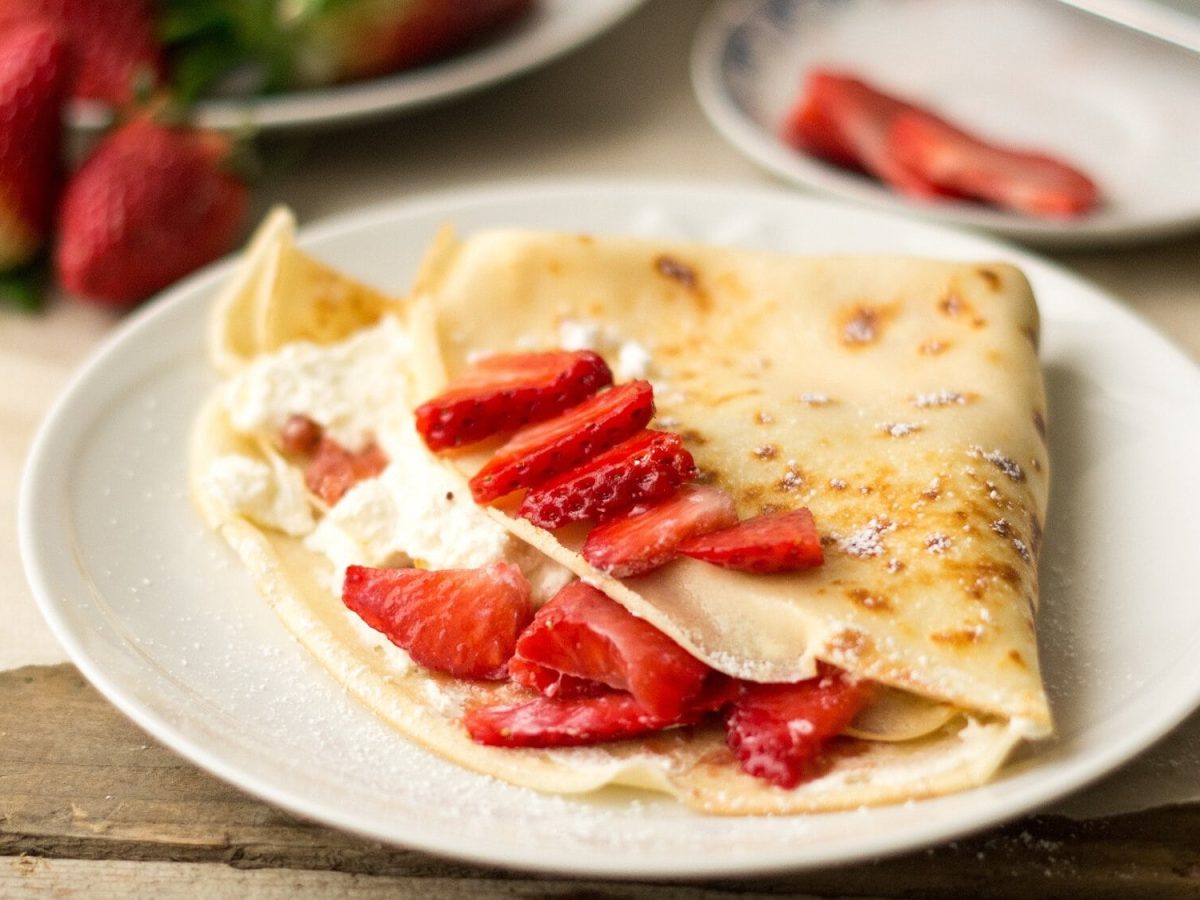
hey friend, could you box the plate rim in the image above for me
[18,178,1200,878]
[67,0,647,132]
[690,0,1200,248]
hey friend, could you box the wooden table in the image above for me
[4,2,1200,896]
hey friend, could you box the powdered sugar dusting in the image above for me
[879,422,924,438]
[969,445,1025,482]
[913,390,969,408]
[838,518,896,558]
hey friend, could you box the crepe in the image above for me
[191,210,1051,814]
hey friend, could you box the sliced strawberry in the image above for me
[465,676,738,748]
[512,581,714,717]
[517,429,696,529]
[781,81,859,169]
[581,485,738,578]
[416,350,613,451]
[464,691,688,748]
[726,668,871,789]
[784,70,946,200]
[888,110,1099,217]
[469,380,655,503]
[677,508,824,574]
[304,437,388,505]
[342,562,533,680]
[507,655,604,700]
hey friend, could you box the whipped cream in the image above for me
[224,315,412,450]
[204,452,314,536]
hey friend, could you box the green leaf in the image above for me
[0,263,47,313]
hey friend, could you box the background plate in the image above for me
[19,182,1200,877]
[692,0,1200,246]
[69,0,644,132]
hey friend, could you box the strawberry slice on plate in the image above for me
[511,581,715,717]
[725,668,871,789]
[304,436,388,505]
[581,484,738,578]
[784,70,946,200]
[517,429,696,529]
[888,110,1099,218]
[342,562,533,681]
[465,676,739,748]
[415,350,613,451]
[678,508,824,573]
[469,380,655,503]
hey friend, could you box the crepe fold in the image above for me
[418,229,1052,736]
[191,212,1051,815]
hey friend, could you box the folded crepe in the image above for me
[191,210,1051,814]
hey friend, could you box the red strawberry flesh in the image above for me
[469,380,655,503]
[677,508,824,573]
[0,0,162,104]
[465,676,739,748]
[0,17,67,269]
[305,437,388,505]
[888,110,1099,217]
[725,668,871,789]
[785,70,946,199]
[416,350,612,451]
[464,691,690,748]
[582,484,738,578]
[342,562,533,680]
[517,429,696,529]
[512,581,715,718]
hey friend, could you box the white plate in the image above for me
[692,0,1200,247]
[19,182,1200,877]
[68,0,644,132]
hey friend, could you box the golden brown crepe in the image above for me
[190,210,1051,814]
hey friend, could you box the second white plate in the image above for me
[19,181,1200,877]
[692,0,1200,246]
[69,0,644,132]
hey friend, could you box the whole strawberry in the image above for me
[0,0,162,104]
[0,16,66,273]
[56,117,248,307]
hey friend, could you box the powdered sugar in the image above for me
[838,518,896,558]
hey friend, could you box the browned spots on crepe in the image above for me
[653,254,713,312]
[1008,649,1028,669]
[654,253,697,290]
[939,287,987,328]
[752,444,778,460]
[931,628,983,646]
[776,466,805,493]
[846,588,892,612]
[1032,410,1047,442]
[977,267,1002,292]
[838,303,894,348]
[824,627,874,662]
[919,338,951,356]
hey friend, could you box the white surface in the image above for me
[67,0,645,131]
[692,0,1200,246]
[18,182,1200,876]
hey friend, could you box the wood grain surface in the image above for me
[2,665,1198,899]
